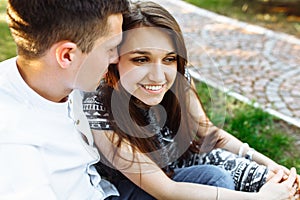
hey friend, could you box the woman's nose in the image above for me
[148,62,165,82]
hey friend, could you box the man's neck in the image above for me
[16,56,72,103]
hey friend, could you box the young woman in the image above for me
[83,1,299,199]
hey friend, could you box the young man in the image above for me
[0,0,129,199]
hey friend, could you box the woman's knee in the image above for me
[201,165,235,189]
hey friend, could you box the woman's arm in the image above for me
[92,129,298,200]
[187,83,300,192]
[188,82,293,174]
[214,128,283,169]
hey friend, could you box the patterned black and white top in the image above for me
[83,70,268,192]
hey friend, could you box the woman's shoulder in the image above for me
[82,80,113,131]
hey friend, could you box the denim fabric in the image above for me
[106,165,234,200]
[172,165,235,189]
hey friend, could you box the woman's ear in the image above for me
[55,41,78,69]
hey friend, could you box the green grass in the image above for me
[0,0,16,61]
[185,0,240,15]
[185,0,300,38]
[196,81,300,169]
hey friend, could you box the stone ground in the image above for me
[152,0,300,131]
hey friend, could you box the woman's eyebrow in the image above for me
[128,50,177,55]
[166,51,177,55]
[128,50,150,55]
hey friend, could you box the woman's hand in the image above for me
[259,167,299,200]
[266,162,300,190]
[267,161,289,177]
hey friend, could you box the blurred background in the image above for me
[185,0,300,38]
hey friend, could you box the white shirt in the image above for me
[0,57,118,199]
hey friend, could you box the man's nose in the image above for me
[109,48,119,64]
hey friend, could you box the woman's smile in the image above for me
[139,83,167,94]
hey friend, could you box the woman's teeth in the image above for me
[143,85,163,91]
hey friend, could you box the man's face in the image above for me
[73,14,123,92]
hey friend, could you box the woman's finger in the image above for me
[268,169,284,183]
[285,168,297,187]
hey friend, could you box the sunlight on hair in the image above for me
[6,4,37,54]
[6,4,29,26]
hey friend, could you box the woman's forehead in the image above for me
[119,27,175,54]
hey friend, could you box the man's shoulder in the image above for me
[0,57,23,103]
[0,57,17,71]
[0,56,17,86]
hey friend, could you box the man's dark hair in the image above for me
[7,0,129,58]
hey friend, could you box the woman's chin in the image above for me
[139,97,163,106]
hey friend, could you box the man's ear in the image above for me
[55,42,78,69]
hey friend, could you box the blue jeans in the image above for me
[106,165,235,200]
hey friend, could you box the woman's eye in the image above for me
[131,57,149,63]
[163,56,177,63]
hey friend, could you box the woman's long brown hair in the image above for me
[103,1,211,174]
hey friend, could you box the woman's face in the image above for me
[118,27,177,106]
